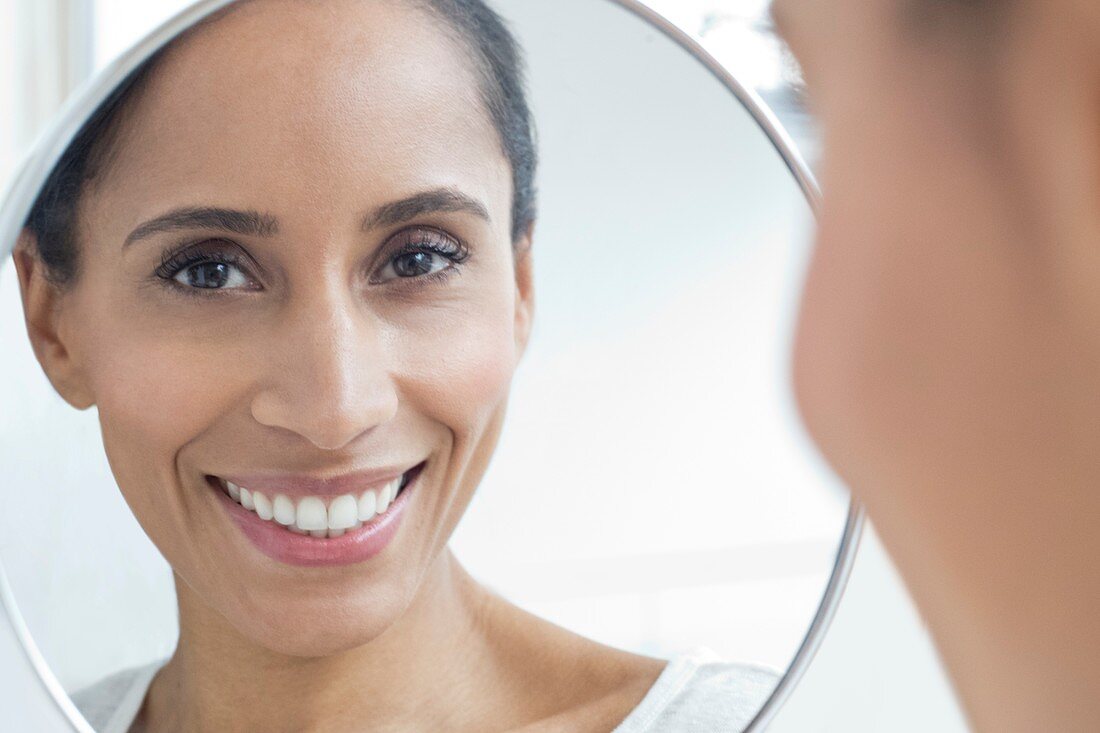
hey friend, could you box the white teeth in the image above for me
[358,489,377,522]
[221,472,410,539]
[272,494,295,525]
[328,495,358,530]
[296,496,328,531]
[253,491,274,521]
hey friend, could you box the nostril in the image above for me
[247,360,400,453]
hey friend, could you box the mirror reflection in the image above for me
[0,1,851,731]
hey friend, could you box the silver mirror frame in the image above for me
[0,1,865,730]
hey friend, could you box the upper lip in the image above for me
[216,460,423,498]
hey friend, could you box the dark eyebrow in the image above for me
[122,187,489,249]
[361,187,491,231]
[124,207,278,248]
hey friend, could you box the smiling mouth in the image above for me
[205,461,424,539]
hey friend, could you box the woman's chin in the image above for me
[211,577,415,658]
[236,606,407,658]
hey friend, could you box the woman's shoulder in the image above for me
[68,657,167,733]
[612,647,782,733]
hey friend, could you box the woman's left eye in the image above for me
[373,227,471,285]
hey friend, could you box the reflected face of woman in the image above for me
[45,0,532,654]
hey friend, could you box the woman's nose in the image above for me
[249,282,399,451]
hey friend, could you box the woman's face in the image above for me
[775,0,1100,615]
[44,0,532,655]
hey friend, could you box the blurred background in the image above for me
[0,1,968,730]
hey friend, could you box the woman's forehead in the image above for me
[94,0,508,227]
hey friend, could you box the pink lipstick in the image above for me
[208,461,424,567]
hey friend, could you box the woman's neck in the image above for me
[142,550,505,733]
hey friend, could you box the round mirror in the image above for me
[0,1,861,731]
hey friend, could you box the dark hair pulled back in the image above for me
[23,0,538,290]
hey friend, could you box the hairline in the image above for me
[81,0,524,237]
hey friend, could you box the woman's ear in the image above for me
[11,229,96,410]
[513,222,536,363]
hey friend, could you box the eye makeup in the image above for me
[152,239,259,297]
[150,225,473,298]
[370,225,471,288]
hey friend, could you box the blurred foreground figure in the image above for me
[775,0,1100,730]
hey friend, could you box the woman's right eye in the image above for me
[172,260,253,290]
[154,242,259,295]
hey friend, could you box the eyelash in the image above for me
[152,228,471,298]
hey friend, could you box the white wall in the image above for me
[768,523,968,731]
[0,1,17,185]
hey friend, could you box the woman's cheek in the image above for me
[96,329,230,437]
[89,331,234,516]
[396,295,518,432]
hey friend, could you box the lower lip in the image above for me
[210,467,419,567]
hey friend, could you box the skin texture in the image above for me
[773,0,1100,730]
[12,1,664,731]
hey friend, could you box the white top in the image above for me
[69,647,780,732]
